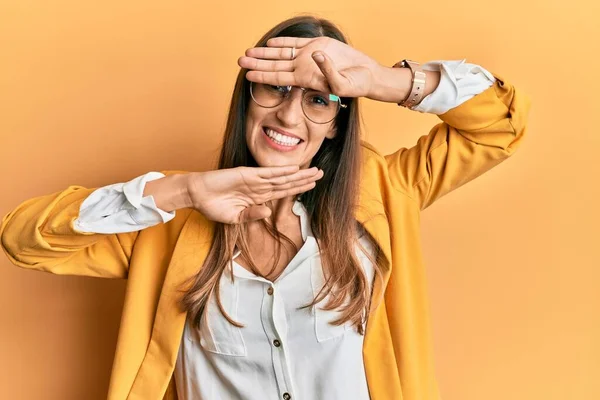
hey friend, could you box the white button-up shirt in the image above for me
[72,59,495,400]
[175,200,376,400]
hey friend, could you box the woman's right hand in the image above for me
[186,165,324,224]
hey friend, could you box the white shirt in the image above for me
[73,59,495,400]
[176,201,376,400]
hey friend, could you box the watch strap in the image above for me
[392,59,426,108]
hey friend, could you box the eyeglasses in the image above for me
[249,82,347,124]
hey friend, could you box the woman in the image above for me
[0,15,530,400]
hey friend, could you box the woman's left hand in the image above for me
[238,36,383,99]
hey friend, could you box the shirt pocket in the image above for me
[185,274,247,357]
[310,257,352,342]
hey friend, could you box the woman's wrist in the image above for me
[367,64,412,103]
[367,63,441,105]
[143,173,194,212]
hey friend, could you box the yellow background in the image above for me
[1,1,598,399]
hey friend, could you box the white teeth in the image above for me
[265,128,301,146]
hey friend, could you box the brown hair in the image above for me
[180,15,386,335]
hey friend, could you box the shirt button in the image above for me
[283,393,291,400]
[267,287,274,295]
[273,339,281,347]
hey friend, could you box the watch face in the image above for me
[393,59,417,69]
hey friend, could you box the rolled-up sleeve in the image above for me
[73,171,176,234]
[412,59,496,115]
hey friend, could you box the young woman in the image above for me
[0,15,530,400]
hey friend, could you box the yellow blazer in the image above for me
[1,73,530,400]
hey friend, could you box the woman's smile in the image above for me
[262,126,305,152]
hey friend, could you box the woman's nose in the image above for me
[275,89,304,126]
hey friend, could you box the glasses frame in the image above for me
[249,82,347,124]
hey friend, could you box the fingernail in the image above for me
[312,53,325,63]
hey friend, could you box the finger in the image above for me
[239,205,272,223]
[269,168,323,187]
[271,173,323,191]
[244,47,296,60]
[266,167,319,185]
[255,165,299,179]
[245,70,297,86]
[238,56,294,72]
[269,181,318,201]
[266,37,313,48]
[311,52,345,93]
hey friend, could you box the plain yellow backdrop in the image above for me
[0,1,598,399]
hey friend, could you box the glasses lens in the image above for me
[250,82,287,107]
[250,82,341,124]
[302,90,340,124]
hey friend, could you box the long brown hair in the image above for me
[180,15,385,335]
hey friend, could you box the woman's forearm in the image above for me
[143,173,194,212]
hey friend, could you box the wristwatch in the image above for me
[392,59,426,108]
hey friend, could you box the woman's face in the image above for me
[245,86,336,169]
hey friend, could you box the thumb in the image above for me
[239,205,272,223]
[311,51,344,92]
